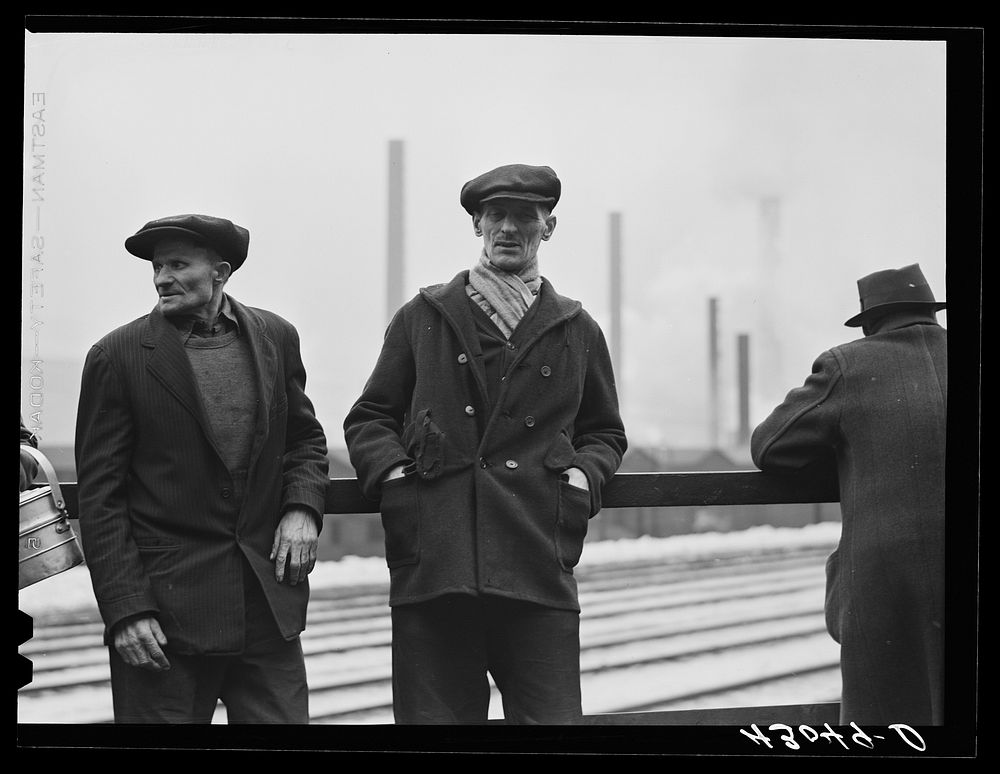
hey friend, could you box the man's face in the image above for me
[151,238,226,319]
[474,199,556,273]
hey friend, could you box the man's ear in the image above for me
[213,261,233,285]
[541,215,557,241]
[472,213,483,237]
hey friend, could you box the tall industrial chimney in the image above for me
[609,212,623,395]
[737,333,751,446]
[708,297,720,449]
[386,140,405,324]
[756,196,782,403]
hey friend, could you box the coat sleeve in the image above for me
[570,321,628,515]
[75,344,159,636]
[278,323,330,531]
[750,349,843,471]
[343,308,417,502]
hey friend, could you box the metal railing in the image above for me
[52,466,842,726]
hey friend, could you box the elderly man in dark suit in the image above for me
[75,214,329,723]
[751,263,947,726]
[344,164,627,724]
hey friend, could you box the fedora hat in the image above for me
[844,263,946,327]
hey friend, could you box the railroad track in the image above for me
[17,545,840,724]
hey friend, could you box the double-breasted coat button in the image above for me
[457,353,468,364]
[540,365,552,377]
[464,405,476,416]
[507,341,517,350]
[479,457,489,468]
[221,487,232,499]
[524,416,536,427]
[505,460,519,469]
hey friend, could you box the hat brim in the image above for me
[124,226,212,261]
[844,300,947,327]
[467,191,558,214]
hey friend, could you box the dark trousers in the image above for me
[390,593,583,725]
[109,562,309,724]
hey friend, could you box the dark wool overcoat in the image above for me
[344,271,627,611]
[75,295,329,654]
[750,319,946,726]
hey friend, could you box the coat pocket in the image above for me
[412,408,445,479]
[543,429,577,472]
[554,480,591,571]
[379,474,420,569]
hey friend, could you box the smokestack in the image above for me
[708,297,720,449]
[386,140,405,324]
[756,195,782,403]
[609,212,623,394]
[737,333,751,446]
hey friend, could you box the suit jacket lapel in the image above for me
[228,296,278,479]
[142,305,225,462]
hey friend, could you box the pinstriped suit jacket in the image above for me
[75,295,329,655]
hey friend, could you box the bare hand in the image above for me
[563,466,590,491]
[113,616,170,671]
[270,508,319,585]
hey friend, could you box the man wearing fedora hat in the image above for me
[751,263,947,726]
[75,213,329,723]
[344,164,627,724]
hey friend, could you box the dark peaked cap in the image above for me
[460,164,561,215]
[844,263,947,327]
[125,214,250,271]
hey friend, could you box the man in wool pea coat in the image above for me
[75,214,329,723]
[344,164,627,724]
[751,263,947,726]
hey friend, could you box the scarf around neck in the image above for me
[466,249,542,338]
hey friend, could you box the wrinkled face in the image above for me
[151,238,228,320]
[473,198,556,273]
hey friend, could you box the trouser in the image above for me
[390,593,583,725]
[109,561,309,724]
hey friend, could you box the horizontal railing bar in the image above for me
[50,469,840,518]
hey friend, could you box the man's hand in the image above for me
[562,466,590,491]
[113,616,170,671]
[271,508,319,585]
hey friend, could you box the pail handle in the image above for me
[20,444,66,510]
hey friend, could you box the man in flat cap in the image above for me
[75,213,329,723]
[751,263,947,726]
[344,164,627,724]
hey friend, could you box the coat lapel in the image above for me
[227,296,278,479]
[141,296,278,477]
[142,305,225,462]
[421,270,584,409]
[421,272,492,408]
[506,278,583,358]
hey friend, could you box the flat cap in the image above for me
[460,164,561,215]
[125,213,250,271]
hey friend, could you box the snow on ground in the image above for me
[18,523,841,617]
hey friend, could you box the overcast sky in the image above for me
[22,30,951,451]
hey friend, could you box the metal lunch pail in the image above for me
[19,444,85,589]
